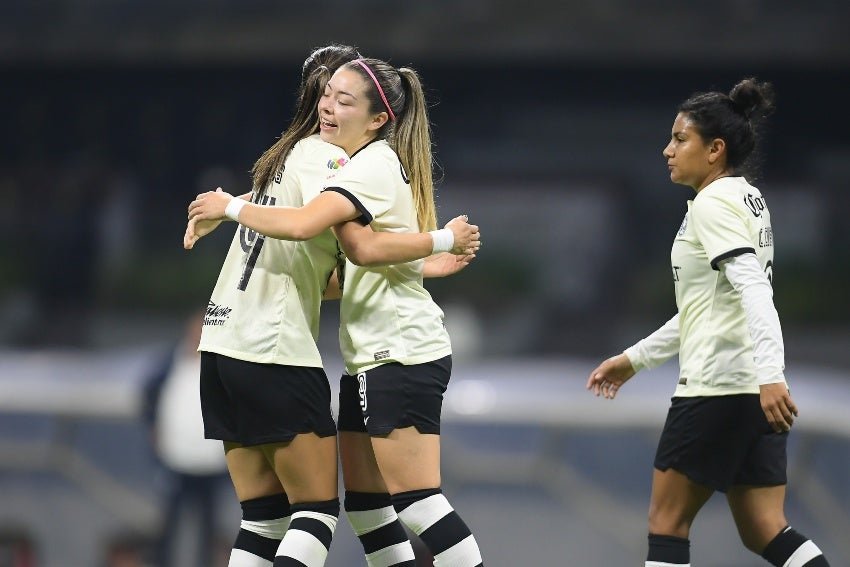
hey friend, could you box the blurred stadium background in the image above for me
[1,1,848,565]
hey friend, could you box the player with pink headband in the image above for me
[351,58,396,122]
[322,57,485,567]
[186,46,481,566]
[187,54,484,566]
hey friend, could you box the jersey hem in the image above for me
[673,385,760,397]
[199,345,324,368]
[343,347,453,375]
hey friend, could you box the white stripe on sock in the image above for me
[228,547,273,567]
[276,512,337,567]
[347,505,398,535]
[398,494,453,533]
[277,529,330,567]
[240,517,291,539]
[366,541,417,567]
[433,534,483,567]
[784,540,823,567]
[645,562,690,567]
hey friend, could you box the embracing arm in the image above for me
[188,189,360,241]
[332,215,480,267]
[183,190,252,249]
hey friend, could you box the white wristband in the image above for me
[224,197,247,221]
[429,228,454,254]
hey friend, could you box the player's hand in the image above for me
[423,252,476,278]
[184,217,223,249]
[587,354,636,399]
[445,215,481,255]
[759,382,798,433]
[188,187,233,221]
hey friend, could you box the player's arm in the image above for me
[332,215,480,267]
[188,189,361,241]
[721,253,796,432]
[423,252,476,278]
[184,191,253,249]
[587,314,680,399]
[623,314,681,373]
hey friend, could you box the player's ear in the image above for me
[369,112,389,131]
[707,138,726,164]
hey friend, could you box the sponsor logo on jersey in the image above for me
[374,349,390,361]
[204,301,232,326]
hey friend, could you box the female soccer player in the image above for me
[587,78,830,567]
[189,57,485,566]
[186,45,478,567]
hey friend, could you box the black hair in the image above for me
[678,77,776,178]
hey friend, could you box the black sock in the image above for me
[273,498,339,566]
[762,526,829,566]
[646,533,690,566]
[392,488,483,567]
[345,491,416,566]
[231,493,291,565]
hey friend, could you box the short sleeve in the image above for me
[323,152,395,224]
[691,192,755,270]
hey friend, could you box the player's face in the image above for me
[662,112,713,191]
[318,68,388,156]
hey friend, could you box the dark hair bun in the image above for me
[729,77,776,121]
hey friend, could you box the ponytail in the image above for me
[392,68,437,232]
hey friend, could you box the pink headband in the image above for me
[353,59,396,121]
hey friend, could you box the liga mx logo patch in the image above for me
[327,157,348,170]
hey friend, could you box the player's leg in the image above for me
[338,372,416,566]
[645,467,712,567]
[372,428,482,567]
[212,356,340,567]
[361,357,482,566]
[647,395,766,567]
[727,485,828,565]
[225,444,291,567]
[725,395,830,566]
[265,434,339,567]
[200,353,290,567]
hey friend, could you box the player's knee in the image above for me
[647,509,691,540]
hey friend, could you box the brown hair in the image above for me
[251,44,360,195]
[342,58,437,231]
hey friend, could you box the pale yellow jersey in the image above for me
[671,176,776,396]
[323,139,452,375]
[199,134,349,366]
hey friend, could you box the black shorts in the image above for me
[337,355,452,436]
[200,352,336,446]
[654,395,788,492]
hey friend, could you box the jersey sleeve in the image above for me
[624,313,680,372]
[691,192,755,270]
[322,154,394,226]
